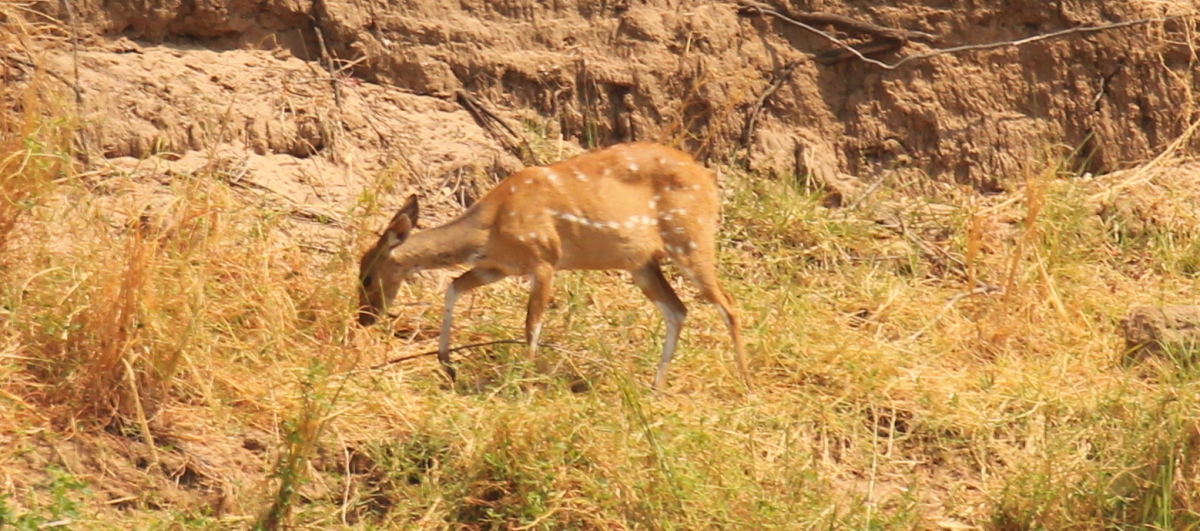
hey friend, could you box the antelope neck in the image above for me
[392,211,488,272]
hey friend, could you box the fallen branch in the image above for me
[370,339,527,369]
[736,0,1189,70]
[883,17,1185,70]
[740,58,803,152]
[845,171,888,210]
[876,212,968,279]
[455,89,541,166]
[905,284,1001,343]
[737,0,937,43]
[310,19,343,111]
[737,1,928,65]
[812,38,907,66]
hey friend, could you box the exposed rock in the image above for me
[1121,305,1200,362]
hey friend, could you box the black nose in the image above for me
[357,310,377,326]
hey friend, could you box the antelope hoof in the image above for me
[357,309,377,327]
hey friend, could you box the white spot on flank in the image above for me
[547,208,560,216]
[674,226,685,234]
[525,178,534,184]
[527,232,537,240]
[628,162,639,172]
[601,167,611,178]
[648,199,657,209]
[687,241,698,250]
[545,171,560,183]
[573,170,588,182]
[560,213,578,223]
[657,157,667,165]
[510,185,517,193]
[605,221,620,229]
[663,213,674,221]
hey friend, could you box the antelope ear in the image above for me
[394,194,419,228]
[382,195,419,248]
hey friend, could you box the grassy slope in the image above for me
[4,16,1200,531]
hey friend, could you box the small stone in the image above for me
[1120,305,1200,363]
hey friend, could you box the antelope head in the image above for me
[357,194,419,326]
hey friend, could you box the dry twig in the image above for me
[737,0,937,43]
[846,172,888,210]
[876,212,968,279]
[455,89,541,166]
[740,58,803,151]
[737,0,933,66]
[56,0,81,108]
[370,339,527,369]
[737,0,1189,70]
[884,17,1186,69]
[311,19,343,111]
[905,284,1001,343]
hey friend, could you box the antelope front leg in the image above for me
[525,264,556,374]
[440,267,505,381]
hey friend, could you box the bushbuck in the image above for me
[357,142,748,389]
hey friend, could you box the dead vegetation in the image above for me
[3,1,1200,530]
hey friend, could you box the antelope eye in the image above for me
[361,275,373,287]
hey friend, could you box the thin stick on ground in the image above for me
[370,339,528,370]
[846,171,890,210]
[905,284,1000,343]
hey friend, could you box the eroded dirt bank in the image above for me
[38,0,1200,198]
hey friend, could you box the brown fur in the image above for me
[358,142,749,389]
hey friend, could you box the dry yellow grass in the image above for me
[7,144,1200,529]
[4,7,1200,531]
